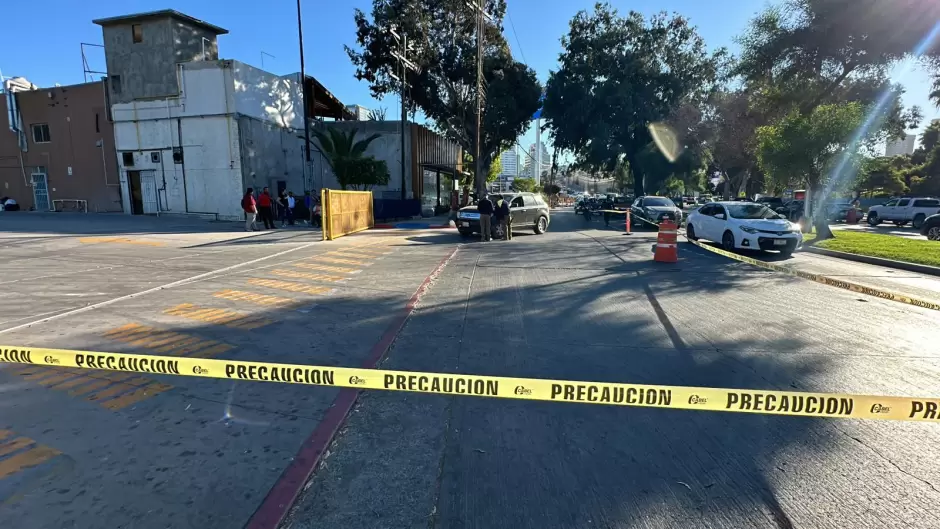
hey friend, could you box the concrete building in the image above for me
[499,146,518,178]
[886,134,916,157]
[523,141,550,179]
[1,80,122,212]
[93,10,348,220]
[345,105,371,121]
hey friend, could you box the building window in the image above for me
[150,151,161,163]
[132,24,143,43]
[172,147,183,164]
[111,75,122,94]
[95,113,100,133]
[31,123,51,143]
[122,152,135,166]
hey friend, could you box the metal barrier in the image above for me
[321,189,374,241]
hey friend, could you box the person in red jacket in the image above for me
[242,188,258,231]
[257,187,275,229]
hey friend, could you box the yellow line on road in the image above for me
[0,444,61,479]
[246,278,334,295]
[294,262,360,274]
[271,269,346,282]
[213,289,293,306]
[314,256,369,266]
[78,237,164,247]
[163,304,273,330]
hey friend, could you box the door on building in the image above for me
[128,170,159,215]
[31,172,51,211]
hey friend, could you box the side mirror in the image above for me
[715,213,725,220]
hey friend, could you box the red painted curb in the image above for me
[244,246,459,529]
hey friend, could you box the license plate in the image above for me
[461,222,470,227]
[774,239,787,246]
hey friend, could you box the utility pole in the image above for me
[390,28,418,200]
[474,0,484,195]
[296,0,311,162]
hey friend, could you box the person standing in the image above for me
[286,191,297,225]
[242,188,258,231]
[496,196,512,240]
[277,191,289,227]
[257,187,275,229]
[477,193,494,242]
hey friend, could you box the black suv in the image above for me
[456,193,551,237]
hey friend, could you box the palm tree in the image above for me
[311,128,382,190]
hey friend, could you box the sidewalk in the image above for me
[781,250,940,306]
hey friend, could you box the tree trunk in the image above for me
[626,152,644,197]
[809,183,834,240]
[736,169,750,199]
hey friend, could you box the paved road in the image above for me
[288,210,940,529]
[2,211,939,529]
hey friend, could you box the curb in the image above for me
[801,246,940,277]
[244,246,459,529]
[372,223,454,230]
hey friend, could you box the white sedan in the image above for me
[685,201,803,256]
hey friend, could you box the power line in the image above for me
[505,10,528,66]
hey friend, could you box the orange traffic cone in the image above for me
[654,219,678,263]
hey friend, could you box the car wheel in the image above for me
[867,213,881,226]
[721,230,735,252]
[913,214,926,229]
[686,224,698,241]
[534,216,548,234]
[928,226,940,241]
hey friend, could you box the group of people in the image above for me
[241,187,321,232]
[475,193,512,241]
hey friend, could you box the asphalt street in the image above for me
[288,209,940,529]
[1,211,938,529]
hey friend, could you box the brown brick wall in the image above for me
[0,81,123,212]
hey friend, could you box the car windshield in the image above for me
[643,197,672,207]
[726,204,783,219]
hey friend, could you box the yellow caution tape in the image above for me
[685,237,940,311]
[2,346,938,422]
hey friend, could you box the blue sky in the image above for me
[3,0,937,153]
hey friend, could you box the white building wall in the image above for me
[232,62,303,129]
[111,60,298,220]
[885,134,916,157]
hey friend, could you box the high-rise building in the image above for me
[345,104,371,121]
[499,147,518,177]
[886,134,916,157]
[523,142,550,179]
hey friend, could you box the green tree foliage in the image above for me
[736,0,940,115]
[347,158,391,191]
[511,177,537,192]
[756,102,866,238]
[541,3,724,196]
[347,0,541,191]
[857,156,909,196]
[311,128,382,190]
[543,183,561,196]
[488,155,502,183]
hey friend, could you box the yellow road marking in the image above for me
[213,289,292,306]
[78,237,164,247]
[190,344,235,358]
[314,256,368,266]
[87,377,151,402]
[36,371,84,386]
[163,304,273,330]
[102,323,142,336]
[271,269,346,282]
[161,339,218,356]
[329,251,377,259]
[294,262,360,274]
[247,278,333,295]
[66,377,115,395]
[0,445,61,479]
[102,382,174,410]
[0,437,33,457]
[0,430,11,441]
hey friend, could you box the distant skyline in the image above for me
[2,0,937,152]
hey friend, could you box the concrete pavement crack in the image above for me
[846,431,940,495]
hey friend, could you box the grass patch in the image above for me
[810,230,940,267]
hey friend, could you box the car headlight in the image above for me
[791,223,802,232]
[738,225,759,234]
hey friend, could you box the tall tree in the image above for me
[756,102,866,238]
[347,0,541,193]
[542,4,725,197]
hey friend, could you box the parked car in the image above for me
[825,202,857,222]
[775,200,805,222]
[456,192,550,237]
[630,196,684,227]
[867,197,940,229]
[920,213,940,241]
[757,197,785,209]
[686,201,803,256]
